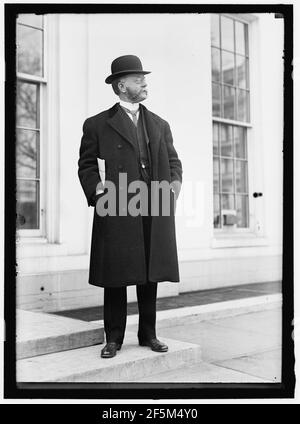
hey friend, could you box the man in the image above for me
[78,55,182,358]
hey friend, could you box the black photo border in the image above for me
[4,2,295,400]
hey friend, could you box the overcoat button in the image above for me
[117,144,123,149]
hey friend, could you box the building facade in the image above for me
[16,13,284,312]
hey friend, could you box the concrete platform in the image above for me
[213,348,281,382]
[134,359,271,383]
[17,331,202,382]
[16,310,104,359]
[16,295,282,384]
[132,307,282,383]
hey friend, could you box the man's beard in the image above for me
[125,87,147,102]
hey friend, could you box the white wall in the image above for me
[87,13,214,253]
[16,13,284,311]
[258,14,284,250]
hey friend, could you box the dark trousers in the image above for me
[103,281,158,344]
[103,182,157,344]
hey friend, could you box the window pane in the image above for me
[223,85,235,120]
[213,194,221,228]
[235,21,247,55]
[235,160,248,193]
[221,16,234,51]
[212,83,221,117]
[221,193,234,210]
[211,16,250,128]
[17,82,38,128]
[221,158,234,193]
[211,14,220,47]
[213,158,220,192]
[222,51,235,85]
[234,126,247,158]
[211,17,251,231]
[236,55,248,88]
[16,129,38,178]
[17,14,43,28]
[17,179,39,229]
[213,122,219,154]
[220,124,233,157]
[237,89,249,122]
[17,24,43,76]
[236,195,249,227]
[211,47,221,82]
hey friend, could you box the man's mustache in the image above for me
[127,89,147,99]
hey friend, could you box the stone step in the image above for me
[16,310,104,359]
[17,331,202,382]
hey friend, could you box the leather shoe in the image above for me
[101,342,122,358]
[139,338,168,352]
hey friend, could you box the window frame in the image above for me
[213,120,250,233]
[211,13,255,236]
[16,14,47,238]
[211,14,250,123]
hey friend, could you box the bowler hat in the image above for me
[105,55,151,84]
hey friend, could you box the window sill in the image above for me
[16,238,69,258]
[211,232,269,248]
[17,236,48,244]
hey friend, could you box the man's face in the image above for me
[120,74,148,103]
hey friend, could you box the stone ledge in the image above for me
[17,310,104,359]
[17,331,202,382]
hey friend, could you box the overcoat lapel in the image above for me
[106,103,137,150]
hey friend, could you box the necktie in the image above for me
[122,106,139,127]
[121,105,151,183]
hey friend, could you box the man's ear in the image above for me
[118,80,126,93]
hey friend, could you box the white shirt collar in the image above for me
[119,99,140,112]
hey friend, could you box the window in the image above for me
[16,14,46,234]
[211,14,250,229]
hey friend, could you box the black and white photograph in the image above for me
[2,1,296,402]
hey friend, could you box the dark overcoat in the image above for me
[78,102,183,288]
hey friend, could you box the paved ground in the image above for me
[40,281,282,383]
[127,306,282,382]
[17,293,282,383]
[17,303,282,383]
[51,281,281,322]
